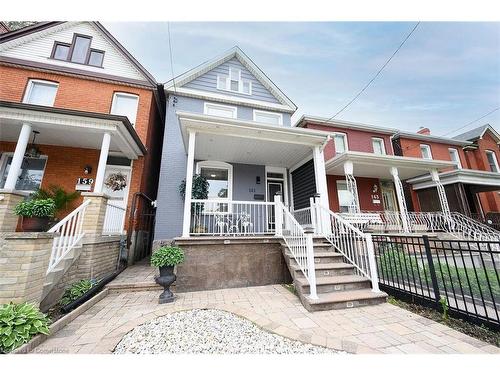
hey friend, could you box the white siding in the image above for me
[0,22,147,81]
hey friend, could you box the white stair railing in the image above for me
[313,202,380,293]
[275,195,318,299]
[103,201,126,234]
[47,200,90,274]
[447,212,500,241]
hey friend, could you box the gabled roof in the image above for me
[0,21,158,87]
[164,46,297,112]
[452,124,500,143]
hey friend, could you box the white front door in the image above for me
[102,165,132,233]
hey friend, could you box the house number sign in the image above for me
[75,177,94,192]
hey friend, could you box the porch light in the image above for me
[24,130,41,159]
[84,165,93,174]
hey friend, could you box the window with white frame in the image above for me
[216,67,252,95]
[372,138,386,155]
[196,161,233,212]
[253,110,283,125]
[0,154,47,192]
[111,92,139,126]
[486,150,499,172]
[23,80,58,106]
[448,148,462,169]
[420,144,432,159]
[336,180,355,213]
[204,102,237,119]
[333,133,348,154]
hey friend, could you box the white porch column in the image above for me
[93,132,111,194]
[431,170,451,217]
[4,123,32,190]
[343,161,360,213]
[182,130,196,237]
[313,145,330,233]
[390,167,410,233]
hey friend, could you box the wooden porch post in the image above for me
[182,130,196,237]
[93,132,111,194]
[4,123,32,190]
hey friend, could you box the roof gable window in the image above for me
[51,33,105,67]
[217,67,252,95]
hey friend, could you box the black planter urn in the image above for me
[155,265,176,304]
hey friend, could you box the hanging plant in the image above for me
[104,172,128,192]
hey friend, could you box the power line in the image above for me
[167,22,177,94]
[443,106,499,138]
[326,22,420,122]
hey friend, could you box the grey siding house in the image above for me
[154,47,330,241]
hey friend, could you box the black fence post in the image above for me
[423,235,441,306]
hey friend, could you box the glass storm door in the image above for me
[267,181,283,230]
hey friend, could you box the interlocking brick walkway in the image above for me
[33,266,500,354]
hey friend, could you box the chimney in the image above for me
[417,127,431,135]
[0,22,10,34]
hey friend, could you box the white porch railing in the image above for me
[103,202,126,234]
[189,199,275,236]
[276,197,318,299]
[47,200,90,273]
[292,206,313,226]
[313,203,380,292]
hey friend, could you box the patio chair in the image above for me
[240,212,254,235]
[214,213,228,235]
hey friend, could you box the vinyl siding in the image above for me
[291,159,316,210]
[184,57,281,104]
[0,22,147,81]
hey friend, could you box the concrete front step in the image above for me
[284,249,345,264]
[289,260,356,278]
[302,289,388,311]
[296,274,372,294]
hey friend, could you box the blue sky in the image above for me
[104,22,500,135]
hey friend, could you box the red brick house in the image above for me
[0,22,164,236]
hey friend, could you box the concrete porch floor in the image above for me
[33,263,500,354]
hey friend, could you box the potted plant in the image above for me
[13,198,56,232]
[179,174,209,233]
[31,185,80,225]
[151,246,185,304]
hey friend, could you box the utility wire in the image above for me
[443,107,499,138]
[326,22,420,122]
[167,22,177,94]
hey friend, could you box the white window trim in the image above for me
[486,150,500,173]
[110,92,140,126]
[252,110,283,125]
[203,102,238,119]
[0,152,48,193]
[195,160,233,202]
[372,137,386,155]
[333,132,349,154]
[22,79,59,106]
[420,144,433,160]
[448,148,462,169]
[216,67,252,96]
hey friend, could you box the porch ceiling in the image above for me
[177,111,330,168]
[325,151,456,180]
[0,101,145,158]
[407,169,500,190]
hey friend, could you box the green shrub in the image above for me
[60,279,98,306]
[13,198,56,218]
[31,185,80,213]
[0,302,50,353]
[151,246,185,267]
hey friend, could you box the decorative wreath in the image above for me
[104,172,127,192]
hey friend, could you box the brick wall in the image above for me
[398,137,466,170]
[326,175,383,212]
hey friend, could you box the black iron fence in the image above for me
[372,235,500,330]
[127,193,156,263]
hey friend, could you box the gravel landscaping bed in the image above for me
[113,309,340,354]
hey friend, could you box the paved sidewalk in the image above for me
[34,282,499,354]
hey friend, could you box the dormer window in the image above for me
[51,34,105,67]
[217,67,252,95]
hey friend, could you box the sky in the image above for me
[104,22,500,136]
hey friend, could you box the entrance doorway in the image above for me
[102,164,132,233]
[267,181,283,230]
[380,181,398,211]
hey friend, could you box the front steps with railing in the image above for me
[281,238,387,311]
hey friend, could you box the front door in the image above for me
[102,165,132,232]
[267,181,283,230]
[380,181,398,211]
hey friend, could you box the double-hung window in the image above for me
[196,161,233,213]
[333,133,348,155]
[372,138,386,155]
[336,180,356,213]
[217,67,252,95]
[0,154,47,192]
[111,93,139,126]
[23,79,58,106]
[448,148,462,169]
[204,102,237,119]
[486,150,499,172]
[420,144,432,159]
[253,110,283,125]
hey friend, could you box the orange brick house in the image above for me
[0,22,164,247]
